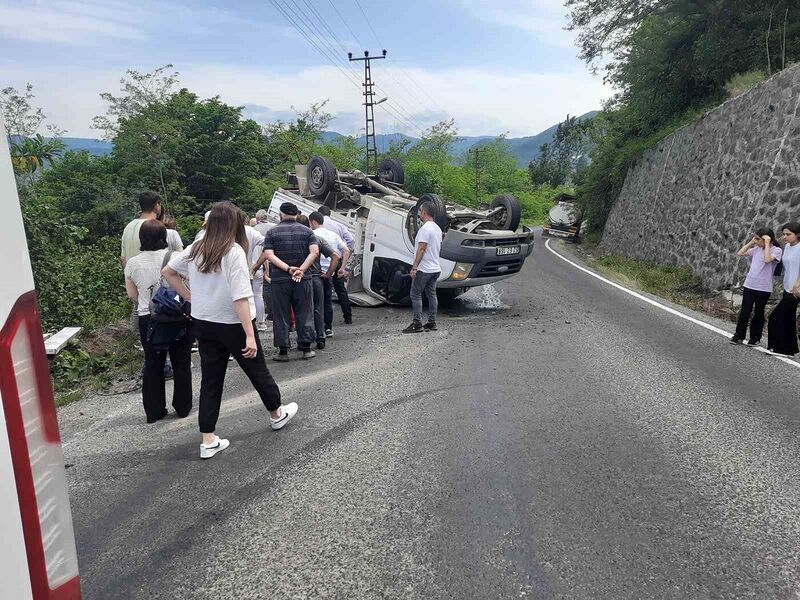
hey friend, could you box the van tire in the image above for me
[408,193,448,241]
[377,158,405,184]
[307,156,337,198]
[490,195,522,231]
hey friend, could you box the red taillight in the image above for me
[0,291,81,599]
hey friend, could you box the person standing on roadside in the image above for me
[318,206,354,325]
[244,222,266,331]
[124,220,192,423]
[261,202,319,361]
[403,202,442,334]
[730,228,781,346]
[297,214,340,349]
[768,222,800,355]
[162,202,298,460]
[309,212,349,338]
[121,191,163,267]
[254,209,275,322]
[162,214,184,253]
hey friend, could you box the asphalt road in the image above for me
[60,234,800,599]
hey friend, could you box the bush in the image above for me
[725,70,767,98]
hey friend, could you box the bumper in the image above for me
[439,226,534,287]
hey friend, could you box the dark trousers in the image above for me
[768,291,800,355]
[271,279,315,350]
[734,287,771,342]
[194,319,281,434]
[411,271,440,323]
[332,271,352,321]
[137,315,192,421]
[311,276,325,342]
[263,280,272,319]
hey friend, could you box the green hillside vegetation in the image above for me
[2,72,575,335]
[566,0,800,232]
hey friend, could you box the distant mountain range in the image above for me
[60,111,598,167]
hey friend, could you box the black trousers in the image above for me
[332,270,352,321]
[768,291,800,355]
[271,279,315,350]
[734,287,771,342]
[194,319,282,434]
[311,276,325,342]
[137,316,192,421]
[263,280,272,319]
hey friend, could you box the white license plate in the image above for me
[496,246,520,256]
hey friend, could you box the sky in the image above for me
[0,0,610,139]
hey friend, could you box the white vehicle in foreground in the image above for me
[267,157,535,306]
[0,123,81,598]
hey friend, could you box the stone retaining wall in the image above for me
[601,65,800,290]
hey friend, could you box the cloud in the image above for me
[0,2,144,44]
[0,61,609,139]
[456,0,577,48]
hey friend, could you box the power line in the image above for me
[353,0,383,48]
[268,0,428,138]
[327,0,364,47]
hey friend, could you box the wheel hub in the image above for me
[310,165,324,186]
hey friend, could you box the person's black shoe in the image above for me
[344,317,353,325]
[146,408,168,424]
[423,321,438,331]
[273,348,290,362]
[403,321,424,334]
[316,340,326,350]
[746,339,760,347]
[729,337,743,345]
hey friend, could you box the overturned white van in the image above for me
[267,157,535,307]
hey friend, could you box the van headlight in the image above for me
[461,239,485,247]
[449,262,473,280]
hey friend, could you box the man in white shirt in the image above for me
[309,211,349,337]
[403,202,442,333]
[254,209,276,321]
[315,208,354,326]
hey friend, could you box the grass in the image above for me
[725,70,767,99]
[50,319,142,406]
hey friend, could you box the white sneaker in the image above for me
[325,328,334,338]
[257,322,268,332]
[200,435,230,459]
[270,402,298,431]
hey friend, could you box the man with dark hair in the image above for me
[403,201,442,333]
[313,208,354,327]
[258,202,320,360]
[121,191,163,267]
[309,211,350,337]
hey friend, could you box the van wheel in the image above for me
[490,195,521,231]
[407,193,448,241]
[377,158,405,185]
[437,288,464,306]
[307,156,337,198]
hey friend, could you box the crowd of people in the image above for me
[120,191,443,459]
[731,221,800,356]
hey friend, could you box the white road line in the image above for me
[544,238,800,370]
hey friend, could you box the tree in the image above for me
[528,115,592,187]
[93,65,180,139]
[112,89,267,206]
[263,100,334,172]
[10,134,66,178]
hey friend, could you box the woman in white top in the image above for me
[163,202,298,460]
[768,221,800,355]
[124,220,192,423]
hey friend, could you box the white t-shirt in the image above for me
[415,221,443,273]
[124,249,169,316]
[313,227,347,271]
[245,225,265,280]
[783,243,800,292]
[166,229,184,253]
[168,243,255,324]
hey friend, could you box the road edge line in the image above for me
[544,238,800,370]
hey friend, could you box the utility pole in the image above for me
[468,147,485,204]
[349,49,387,175]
